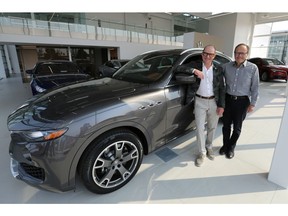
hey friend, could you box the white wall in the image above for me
[208,13,255,58]
[233,13,255,57]
[118,43,179,59]
[7,45,21,74]
[208,13,237,57]
[0,48,5,78]
[183,32,195,49]
[183,32,223,51]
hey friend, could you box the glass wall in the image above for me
[1,13,208,38]
[251,20,288,64]
[35,46,102,77]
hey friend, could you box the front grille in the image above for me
[20,163,45,181]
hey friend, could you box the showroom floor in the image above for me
[1,74,288,207]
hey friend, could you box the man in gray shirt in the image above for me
[219,43,259,159]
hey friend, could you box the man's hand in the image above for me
[217,107,224,117]
[194,69,204,79]
[247,105,255,113]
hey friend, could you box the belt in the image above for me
[196,94,215,99]
[226,94,248,100]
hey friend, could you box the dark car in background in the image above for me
[7,48,232,194]
[248,57,288,82]
[26,60,92,95]
[98,59,130,77]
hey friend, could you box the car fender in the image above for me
[67,120,151,189]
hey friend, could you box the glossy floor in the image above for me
[1,74,288,209]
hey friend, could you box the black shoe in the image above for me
[219,146,226,155]
[225,151,234,159]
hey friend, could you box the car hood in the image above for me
[34,74,90,89]
[7,78,145,130]
[266,65,288,71]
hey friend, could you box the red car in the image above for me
[248,57,288,82]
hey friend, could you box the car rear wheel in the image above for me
[261,71,269,81]
[79,129,143,194]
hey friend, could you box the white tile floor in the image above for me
[1,74,288,213]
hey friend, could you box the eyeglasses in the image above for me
[234,52,248,56]
[202,52,215,57]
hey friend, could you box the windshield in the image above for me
[263,58,285,66]
[37,62,81,75]
[113,53,180,84]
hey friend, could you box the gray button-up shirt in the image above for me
[222,60,259,106]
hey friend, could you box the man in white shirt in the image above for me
[186,45,226,167]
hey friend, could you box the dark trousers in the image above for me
[222,95,250,152]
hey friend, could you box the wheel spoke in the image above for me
[94,158,112,169]
[98,168,117,187]
[114,142,124,158]
[117,164,131,179]
[122,149,138,163]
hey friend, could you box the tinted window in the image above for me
[248,59,259,64]
[113,53,179,84]
[181,53,230,67]
[105,61,115,68]
[182,55,202,64]
[119,61,129,66]
[37,63,80,75]
[37,65,53,75]
[265,58,284,65]
[213,55,231,66]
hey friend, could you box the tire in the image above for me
[79,129,143,194]
[261,72,268,81]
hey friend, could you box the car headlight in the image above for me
[271,69,286,73]
[35,85,46,93]
[20,128,68,141]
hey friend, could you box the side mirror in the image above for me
[25,69,33,75]
[175,72,196,84]
[174,65,197,84]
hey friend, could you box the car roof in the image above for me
[111,59,130,61]
[37,60,74,64]
[141,48,226,56]
[249,57,277,60]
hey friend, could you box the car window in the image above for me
[262,59,269,65]
[37,65,53,75]
[37,63,80,75]
[119,61,129,66]
[181,53,230,67]
[106,61,114,68]
[267,58,284,65]
[113,54,179,84]
[113,61,121,68]
[213,55,231,66]
[182,54,202,64]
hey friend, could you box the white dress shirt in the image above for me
[196,63,214,97]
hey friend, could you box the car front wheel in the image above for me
[79,129,143,194]
[261,71,269,81]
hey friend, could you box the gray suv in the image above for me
[7,48,231,194]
